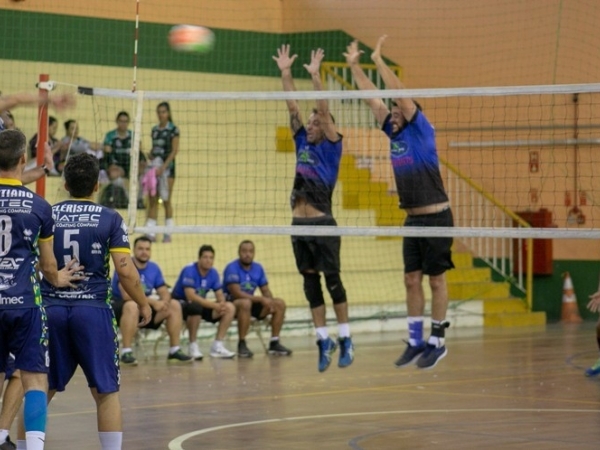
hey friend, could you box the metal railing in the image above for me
[443,158,533,308]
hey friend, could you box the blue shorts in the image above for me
[4,353,17,380]
[46,305,120,394]
[0,308,49,375]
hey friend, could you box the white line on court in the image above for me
[168,408,600,449]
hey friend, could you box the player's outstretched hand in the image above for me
[344,40,363,66]
[138,303,152,327]
[371,35,388,63]
[587,291,600,313]
[273,44,298,72]
[303,48,325,76]
[48,93,76,111]
[57,258,85,288]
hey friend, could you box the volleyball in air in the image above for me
[168,25,215,53]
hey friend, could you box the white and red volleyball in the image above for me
[168,25,215,53]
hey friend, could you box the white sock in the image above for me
[16,440,27,450]
[26,431,45,450]
[0,430,8,442]
[316,327,328,341]
[212,340,223,348]
[169,346,180,354]
[99,431,123,450]
[121,348,132,354]
[165,218,175,228]
[338,323,350,338]
[270,336,279,342]
[145,218,157,236]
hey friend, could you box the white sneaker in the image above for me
[188,342,204,361]
[209,342,236,359]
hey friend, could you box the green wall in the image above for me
[0,10,386,79]
[475,258,600,322]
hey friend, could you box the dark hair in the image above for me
[198,244,215,258]
[0,130,26,171]
[49,116,57,126]
[116,111,130,122]
[156,102,173,123]
[64,119,76,133]
[63,153,99,198]
[134,235,153,247]
[311,108,335,124]
[238,240,254,253]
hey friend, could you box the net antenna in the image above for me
[132,0,141,93]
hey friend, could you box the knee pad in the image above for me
[325,273,346,304]
[302,272,325,309]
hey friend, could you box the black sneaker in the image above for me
[120,351,138,366]
[416,344,448,370]
[238,340,254,358]
[167,349,193,364]
[394,341,426,368]
[268,340,292,356]
[0,436,16,450]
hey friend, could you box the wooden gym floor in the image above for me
[23,323,600,449]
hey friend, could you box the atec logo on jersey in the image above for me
[0,295,24,305]
[23,229,33,241]
[91,242,103,254]
[0,258,24,270]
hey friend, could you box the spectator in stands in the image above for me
[171,245,236,359]
[59,119,104,178]
[111,235,192,365]
[223,240,292,358]
[102,111,146,209]
[28,116,61,175]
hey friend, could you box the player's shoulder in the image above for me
[223,259,238,271]
[105,129,117,139]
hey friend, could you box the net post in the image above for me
[35,73,49,198]
[127,89,145,231]
[526,238,534,310]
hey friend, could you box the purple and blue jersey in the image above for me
[222,260,268,298]
[172,263,221,300]
[0,179,53,309]
[382,110,448,209]
[291,127,342,215]
[40,200,130,308]
[111,260,166,299]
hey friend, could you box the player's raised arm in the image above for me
[371,35,417,121]
[0,92,75,114]
[303,48,338,142]
[344,40,390,126]
[273,44,303,134]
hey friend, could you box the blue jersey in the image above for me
[172,263,222,300]
[41,200,130,308]
[111,260,166,299]
[222,260,268,298]
[0,179,53,309]
[383,110,448,209]
[291,127,342,215]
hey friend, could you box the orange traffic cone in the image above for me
[561,272,583,323]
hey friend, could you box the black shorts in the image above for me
[111,299,163,330]
[177,299,220,323]
[291,216,341,273]
[403,207,455,276]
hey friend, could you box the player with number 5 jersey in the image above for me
[0,130,81,450]
[40,153,150,449]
